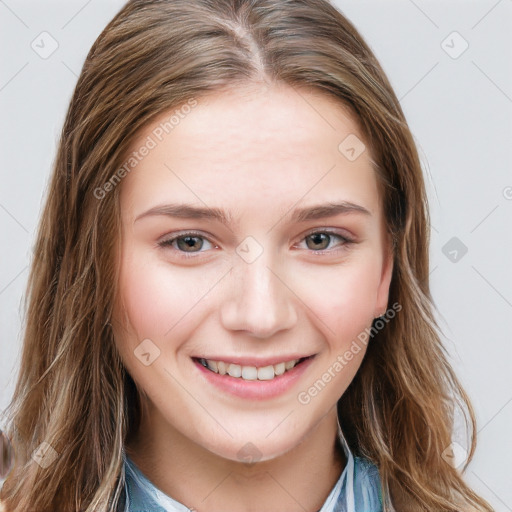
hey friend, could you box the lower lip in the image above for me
[192,356,316,400]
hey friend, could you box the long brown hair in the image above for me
[0,1,493,510]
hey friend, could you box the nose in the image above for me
[220,251,298,338]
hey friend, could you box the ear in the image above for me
[374,236,394,318]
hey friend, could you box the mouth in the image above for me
[192,355,314,382]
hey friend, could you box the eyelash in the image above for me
[157,229,355,260]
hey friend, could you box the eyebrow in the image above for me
[134,201,371,225]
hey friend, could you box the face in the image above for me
[112,83,393,463]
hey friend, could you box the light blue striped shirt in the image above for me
[120,424,383,512]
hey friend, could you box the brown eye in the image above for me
[158,232,215,257]
[303,231,352,252]
[305,233,331,251]
[176,235,204,252]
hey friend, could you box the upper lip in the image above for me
[192,354,314,367]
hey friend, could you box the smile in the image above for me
[192,354,316,400]
[195,357,311,381]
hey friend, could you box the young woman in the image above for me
[0,1,494,511]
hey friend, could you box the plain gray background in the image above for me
[1,0,511,510]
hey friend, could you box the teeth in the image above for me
[257,365,275,380]
[206,360,218,373]
[217,361,227,375]
[199,357,303,380]
[241,366,258,380]
[285,360,296,370]
[228,364,242,378]
[274,362,286,376]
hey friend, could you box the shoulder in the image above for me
[0,499,6,512]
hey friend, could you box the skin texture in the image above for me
[112,82,393,512]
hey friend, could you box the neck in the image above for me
[126,405,346,512]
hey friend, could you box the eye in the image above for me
[158,231,216,257]
[296,230,354,254]
[158,229,355,260]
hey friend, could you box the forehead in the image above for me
[119,83,381,223]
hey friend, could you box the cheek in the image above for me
[294,254,382,343]
[115,251,213,345]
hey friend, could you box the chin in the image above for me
[200,432,300,465]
